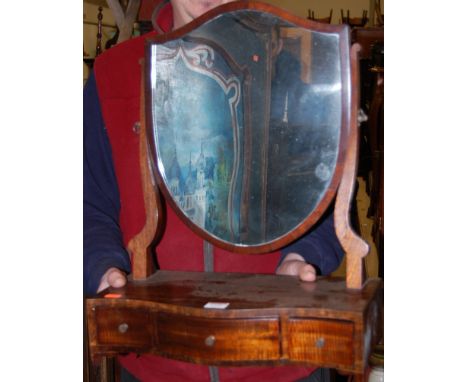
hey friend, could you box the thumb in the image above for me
[107,268,127,288]
[299,263,317,282]
[97,267,127,293]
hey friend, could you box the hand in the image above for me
[276,253,317,282]
[97,267,127,293]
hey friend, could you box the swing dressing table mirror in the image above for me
[86,2,383,380]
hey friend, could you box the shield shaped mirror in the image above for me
[146,3,351,252]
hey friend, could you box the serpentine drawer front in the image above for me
[156,313,280,363]
[94,307,153,348]
[91,307,354,366]
[287,318,354,367]
[87,271,383,373]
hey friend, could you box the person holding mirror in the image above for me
[84,0,344,380]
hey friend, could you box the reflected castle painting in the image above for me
[150,40,244,242]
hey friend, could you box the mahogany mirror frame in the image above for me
[144,1,354,255]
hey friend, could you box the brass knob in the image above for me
[205,335,216,347]
[118,323,129,333]
[315,337,325,348]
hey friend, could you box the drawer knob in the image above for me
[315,337,325,348]
[118,323,129,333]
[205,335,216,347]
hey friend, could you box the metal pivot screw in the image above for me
[132,122,141,134]
[315,337,325,348]
[118,323,129,333]
[205,335,216,347]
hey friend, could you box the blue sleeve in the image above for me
[83,72,131,296]
[279,210,344,276]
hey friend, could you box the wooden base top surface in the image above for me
[91,271,382,318]
[87,271,383,372]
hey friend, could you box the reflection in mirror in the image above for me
[149,9,343,247]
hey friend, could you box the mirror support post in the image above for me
[127,59,162,280]
[334,43,369,290]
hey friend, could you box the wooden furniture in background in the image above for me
[352,27,384,279]
[307,9,333,24]
[86,3,383,381]
[351,27,383,178]
[341,9,368,27]
[351,27,384,61]
[367,64,384,279]
[375,0,384,26]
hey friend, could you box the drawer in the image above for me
[95,307,153,348]
[287,318,354,367]
[156,312,280,362]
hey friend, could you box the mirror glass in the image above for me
[149,9,343,247]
